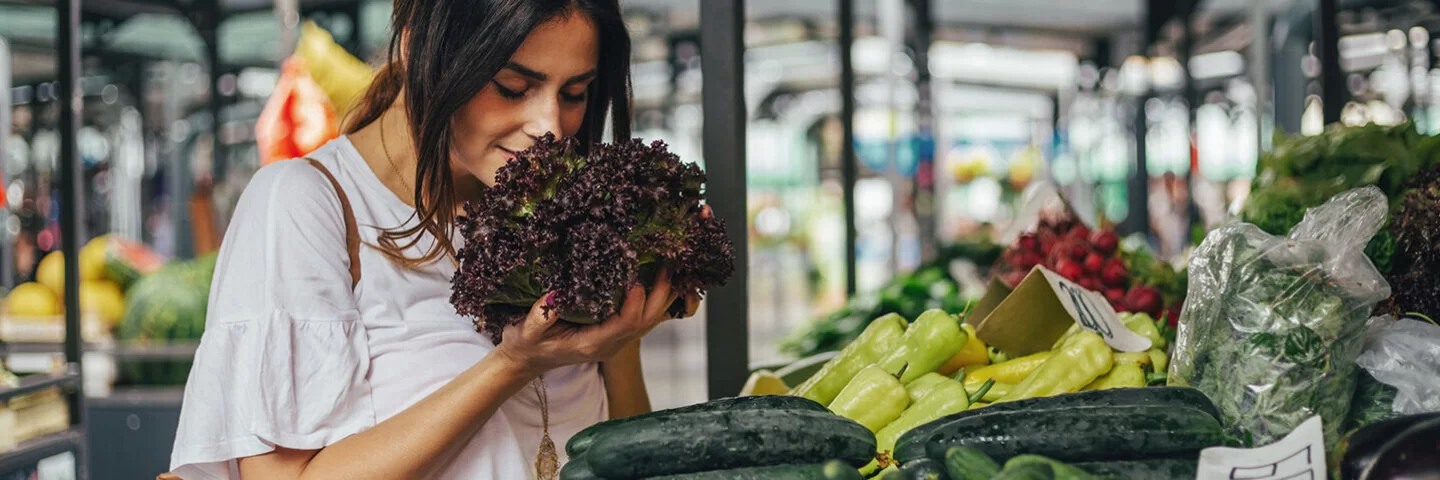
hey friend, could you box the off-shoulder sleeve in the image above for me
[169,159,375,480]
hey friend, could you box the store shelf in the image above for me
[0,341,200,360]
[0,374,78,403]
[0,429,82,475]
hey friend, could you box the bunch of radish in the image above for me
[995,218,1164,318]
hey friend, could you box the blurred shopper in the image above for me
[167,1,693,479]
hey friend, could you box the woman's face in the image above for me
[451,11,599,186]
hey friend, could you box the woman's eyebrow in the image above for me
[504,62,598,85]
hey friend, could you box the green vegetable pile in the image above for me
[1172,187,1392,450]
[779,241,1001,358]
[1240,122,1440,319]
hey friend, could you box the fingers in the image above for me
[643,267,675,323]
[700,205,713,219]
[525,292,559,332]
[616,282,647,327]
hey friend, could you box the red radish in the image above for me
[1018,233,1038,252]
[1069,242,1090,260]
[1055,260,1084,281]
[1101,258,1129,287]
[1104,287,1126,305]
[1068,224,1091,241]
[1083,252,1104,273]
[1091,230,1119,256]
[1162,300,1184,327]
[1014,251,1042,271]
[1078,277,1103,292]
[1123,286,1163,318]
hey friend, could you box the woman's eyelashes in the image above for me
[492,81,588,104]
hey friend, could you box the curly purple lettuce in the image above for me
[451,134,736,343]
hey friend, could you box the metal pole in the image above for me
[1251,1,1270,152]
[839,0,858,295]
[57,0,87,470]
[907,0,936,264]
[0,38,12,289]
[700,0,749,399]
[1317,0,1343,124]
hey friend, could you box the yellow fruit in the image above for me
[35,251,65,297]
[6,283,60,317]
[80,280,126,326]
[739,370,790,396]
[80,235,109,281]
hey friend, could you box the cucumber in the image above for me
[1003,455,1096,480]
[893,387,1219,463]
[566,395,826,456]
[944,447,999,480]
[992,463,1054,480]
[559,454,599,480]
[586,409,875,478]
[897,458,947,480]
[923,404,1227,464]
[1073,459,1197,479]
[646,460,862,480]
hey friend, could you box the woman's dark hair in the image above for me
[345,0,632,267]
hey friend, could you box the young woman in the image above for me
[168,1,692,478]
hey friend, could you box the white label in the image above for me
[1037,267,1152,352]
[37,451,76,480]
[1197,416,1326,480]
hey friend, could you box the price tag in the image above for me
[1197,416,1326,480]
[1037,267,1151,352]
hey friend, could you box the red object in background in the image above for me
[256,58,340,166]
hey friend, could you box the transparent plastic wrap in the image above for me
[1169,186,1392,449]
[1355,316,1440,416]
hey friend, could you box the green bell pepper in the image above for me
[828,362,910,432]
[997,331,1114,403]
[876,309,969,384]
[792,313,908,405]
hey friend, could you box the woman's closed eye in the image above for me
[492,81,588,104]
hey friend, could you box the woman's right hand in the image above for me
[495,269,679,377]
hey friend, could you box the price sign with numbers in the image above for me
[1197,416,1326,480]
[1037,267,1152,352]
[972,266,1151,355]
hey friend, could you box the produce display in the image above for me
[8,235,160,328]
[560,395,871,480]
[990,216,1184,322]
[449,134,735,343]
[779,240,1002,359]
[1239,122,1440,320]
[1171,187,1390,450]
[115,253,218,385]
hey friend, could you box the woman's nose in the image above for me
[521,96,562,139]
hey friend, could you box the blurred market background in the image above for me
[1,0,1437,477]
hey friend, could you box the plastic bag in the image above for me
[255,58,339,166]
[1170,186,1392,449]
[1355,316,1440,416]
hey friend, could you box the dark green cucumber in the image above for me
[559,454,600,480]
[991,463,1054,480]
[1073,459,1197,480]
[1003,455,1095,480]
[923,404,1227,464]
[894,387,1219,463]
[586,408,875,478]
[898,458,947,480]
[645,460,862,480]
[567,395,827,456]
[944,447,1000,480]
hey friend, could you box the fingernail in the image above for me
[544,292,556,307]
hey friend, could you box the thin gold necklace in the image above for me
[379,118,415,200]
[532,375,558,479]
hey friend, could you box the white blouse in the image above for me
[169,137,607,479]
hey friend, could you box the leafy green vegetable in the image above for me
[1172,188,1390,451]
